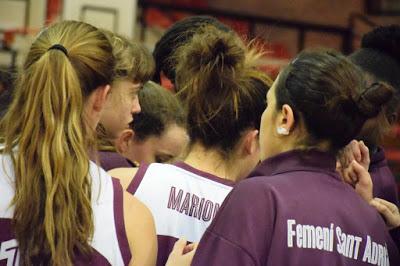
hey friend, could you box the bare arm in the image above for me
[123,191,157,266]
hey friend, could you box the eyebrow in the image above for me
[130,83,142,91]
[156,152,174,158]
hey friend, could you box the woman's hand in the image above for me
[370,198,400,230]
[337,140,370,185]
[166,238,198,266]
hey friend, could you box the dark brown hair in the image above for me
[275,49,393,150]
[175,25,270,155]
[349,25,400,146]
[131,81,186,141]
[152,16,231,85]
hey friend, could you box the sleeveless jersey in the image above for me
[127,161,234,266]
[0,154,131,265]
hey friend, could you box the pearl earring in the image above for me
[277,127,289,135]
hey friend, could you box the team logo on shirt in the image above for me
[287,219,390,266]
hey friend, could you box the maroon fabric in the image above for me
[390,227,400,252]
[193,149,400,266]
[173,162,235,186]
[98,151,136,171]
[370,147,400,207]
[112,178,132,265]
[126,163,150,194]
[156,235,179,266]
[0,219,18,266]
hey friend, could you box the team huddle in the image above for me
[0,15,400,266]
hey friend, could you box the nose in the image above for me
[132,97,141,114]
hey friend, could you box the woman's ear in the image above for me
[93,84,111,112]
[242,129,259,156]
[115,129,134,154]
[276,104,295,135]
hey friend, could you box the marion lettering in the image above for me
[167,186,220,222]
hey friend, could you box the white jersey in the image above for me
[0,154,130,266]
[126,161,234,266]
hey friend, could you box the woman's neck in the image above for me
[183,143,239,183]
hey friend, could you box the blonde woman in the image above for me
[0,21,157,265]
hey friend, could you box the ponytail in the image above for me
[0,21,114,265]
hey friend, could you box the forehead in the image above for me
[267,79,278,99]
[113,79,141,90]
[155,125,188,152]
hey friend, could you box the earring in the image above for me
[277,127,289,135]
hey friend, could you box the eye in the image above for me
[155,154,174,163]
[131,90,138,98]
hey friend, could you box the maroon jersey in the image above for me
[370,147,399,206]
[390,227,400,252]
[193,150,400,266]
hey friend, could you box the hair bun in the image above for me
[185,25,245,71]
[357,82,394,118]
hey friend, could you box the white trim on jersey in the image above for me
[89,161,126,265]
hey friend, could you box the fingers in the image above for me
[166,238,197,266]
[370,199,391,217]
[182,246,197,262]
[350,140,362,163]
[337,140,361,170]
[341,167,356,186]
[183,242,198,254]
[369,198,400,229]
[350,160,371,186]
[359,141,370,171]
[171,238,187,255]
[373,198,399,214]
[348,160,373,202]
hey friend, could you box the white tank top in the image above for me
[0,154,130,265]
[127,161,234,243]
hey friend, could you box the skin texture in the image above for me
[165,239,197,266]
[118,123,189,164]
[100,79,141,138]
[259,80,297,160]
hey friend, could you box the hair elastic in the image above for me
[48,44,68,56]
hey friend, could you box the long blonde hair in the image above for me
[0,21,115,265]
